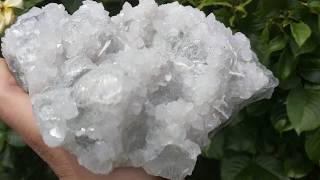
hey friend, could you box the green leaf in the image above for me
[300,58,320,84]
[246,100,272,116]
[235,0,253,18]
[2,147,14,169]
[229,111,245,126]
[0,122,7,131]
[254,156,289,180]
[305,129,320,162]
[221,156,288,180]
[260,35,287,66]
[301,70,320,84]
[278,74,301,90]
[229,15,236,27]
[277,48,298,81]
[284,156,313,178]
[204,131,225,159]
[0,131,6,151]
[305,83,320,90]
[287,87,320,133]
[0,174,15,180]
[308,0,320,14]
[23,0,46,10]
[61,0,84,14]
[221,156,251,180]
[7,131,25,147]
[290,22,312,47]
[198,0,232,9]
[270,104,293,133]
[272,118,293,133]
[268,36,287,54]
[290,38,317,57]
[318,14,320,31]
[226,125,256,154]
[257,27,271,65]
[261,25,270,42]
[182,0,198,6]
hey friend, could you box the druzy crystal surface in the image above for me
[2,0,278,179]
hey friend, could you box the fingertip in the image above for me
[0,58,7,65]
[0,59,16,86]
[0,58,11,76]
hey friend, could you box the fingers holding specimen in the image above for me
[0,59,12,82]
[0,59,19,92]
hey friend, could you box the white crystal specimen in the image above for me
[1,0,278,179]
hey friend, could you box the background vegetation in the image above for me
[0,0,320,179]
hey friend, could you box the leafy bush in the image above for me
[0,0,320,179]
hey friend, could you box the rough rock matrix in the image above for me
[1,0,278,179]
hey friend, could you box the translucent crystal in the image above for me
[1,0,278,179]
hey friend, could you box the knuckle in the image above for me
[25,133,46,152]
[55,166,78,180]
[24,134,78,179]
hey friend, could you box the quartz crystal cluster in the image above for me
[1,0,278,179]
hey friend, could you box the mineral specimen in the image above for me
[1,0,278,179]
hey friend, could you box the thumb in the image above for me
[0,59,17,87]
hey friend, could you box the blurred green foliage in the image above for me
[1,0,320,179]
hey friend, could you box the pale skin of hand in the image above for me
[0,59,163,180]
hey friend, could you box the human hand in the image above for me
[0,59,163,180]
